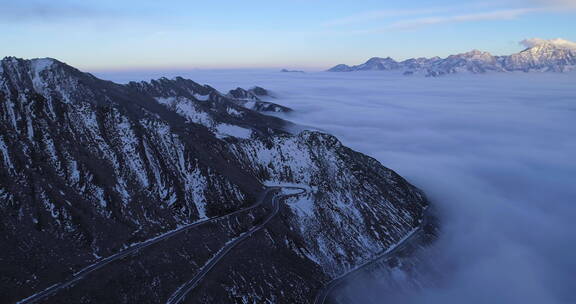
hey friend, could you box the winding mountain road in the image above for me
[313,209,430,304]
[17,187,282,304]
[166,187,306,304]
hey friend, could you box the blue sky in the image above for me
[1,0,575,70]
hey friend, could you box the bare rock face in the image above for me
[328,42,576,76]
[0,57,428,303]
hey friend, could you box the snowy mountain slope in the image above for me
[503,43,576,72]
[230,132,427,273]
[328,41,576,76]
[0,57,429,303]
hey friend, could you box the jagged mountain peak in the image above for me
[127,76,215,101]
[520,41,576,55]
[350,56,401,71]
[1,57,55,77]
[228,87,259,100]
[466,49,487,54]
[0,56,87,77]
[2,56,55,67]
[456,49,494,58]
[366,56,396,62]
[225,86,290,113]
[0,56,122,106]
[249,86,270,96]
[227,86,271,100]
[327,63,353,72]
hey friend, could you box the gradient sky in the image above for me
[1,0,575,70]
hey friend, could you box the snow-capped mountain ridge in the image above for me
[0,57,430,303]
[328,41,576,76]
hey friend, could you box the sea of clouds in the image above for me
[96,69,576,304]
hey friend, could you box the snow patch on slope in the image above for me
[215,124,252,139]
[155,97,214,127]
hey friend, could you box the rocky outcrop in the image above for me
[226,86,291,113]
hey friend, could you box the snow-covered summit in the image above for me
[504,42,576,72]
[2,56,57,72]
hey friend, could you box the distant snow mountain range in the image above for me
[328,40,576,76]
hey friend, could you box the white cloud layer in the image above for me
[520,38,576,49]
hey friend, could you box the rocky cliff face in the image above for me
[0,57,429,303]
[328,42,576,76]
